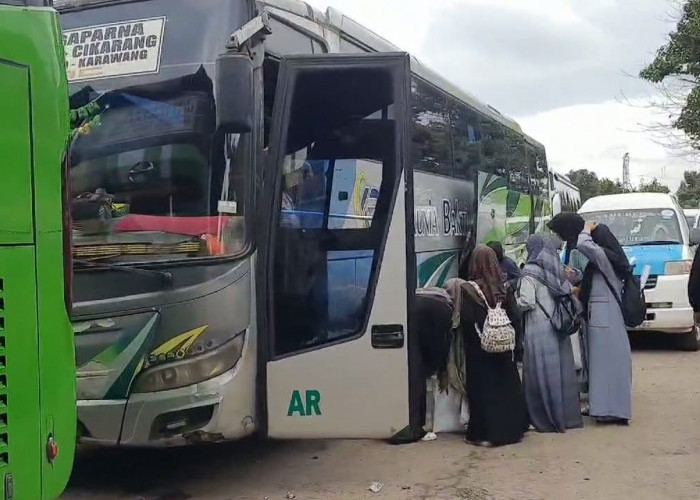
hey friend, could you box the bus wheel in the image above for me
[679,325,700,352]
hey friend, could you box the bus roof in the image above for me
[551,172,579,191]
[579,193,679,214]
[260,0,545,148]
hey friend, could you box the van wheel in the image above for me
[680,325,700,352]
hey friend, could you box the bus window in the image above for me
[480,120,507,181]
[450,102,482,181]
[265,18,314,56]
[411,78,453,177]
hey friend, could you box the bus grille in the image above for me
[644,275,658,290]
[0,278,6,466]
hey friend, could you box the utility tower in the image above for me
[622,152,632,192]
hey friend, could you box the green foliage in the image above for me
[677,170,700,208]
[638,178,671,194]
[567,169,628,201]
[567,169,600,202]
[599,178,625,196]
[567,170,672,201]
[640,0,700,146]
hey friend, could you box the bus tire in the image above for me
[679,325,700,352]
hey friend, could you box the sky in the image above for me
[305,0,694,190]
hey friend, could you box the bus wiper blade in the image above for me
[74,259,174,287]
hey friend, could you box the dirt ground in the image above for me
[63,336,700,500]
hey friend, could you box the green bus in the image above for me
[0,0,76,498]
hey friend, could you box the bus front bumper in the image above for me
[77,364,257,447]
[630,274,694,334]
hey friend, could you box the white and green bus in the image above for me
[58,0,552,446]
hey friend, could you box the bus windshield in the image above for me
[61,0,251,266]
[583,209,683,246]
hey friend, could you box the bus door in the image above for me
[258,53,422,439]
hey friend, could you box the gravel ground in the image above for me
[63,336,700,500]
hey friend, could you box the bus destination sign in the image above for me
[63,17,166,83]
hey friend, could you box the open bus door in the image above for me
[257,53,422,440]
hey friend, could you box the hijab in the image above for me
[548,212,584,264]
[458,230,477,279]
[521,234,569,295]
[580,223,630,308]
[468,245,506,308]
[548,212,585,243]
[486,241,505,262]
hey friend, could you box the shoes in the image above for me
[465,437,494,447]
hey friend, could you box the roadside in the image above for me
[63,338,700,500]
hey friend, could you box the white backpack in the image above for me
[467,281,516,354]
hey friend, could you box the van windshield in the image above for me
[583,209,682,246]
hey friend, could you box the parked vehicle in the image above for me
[578,193,700,350]
[0,0,76,497]
[58,0,555,446]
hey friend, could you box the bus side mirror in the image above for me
[691,228,700,246]
[215,53,254,134]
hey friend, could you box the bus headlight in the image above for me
[132,332,246,393]
[665,260,692,275]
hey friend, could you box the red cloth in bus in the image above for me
[114,215,230,236]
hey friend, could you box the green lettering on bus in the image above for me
[287,390,322,416]
[306,390,321,416]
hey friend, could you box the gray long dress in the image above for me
[518,275,583,432]
[576,232,632,421]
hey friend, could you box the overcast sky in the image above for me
[306,0,693,190]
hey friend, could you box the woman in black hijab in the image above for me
[576,222,632,425]
[579,223,630,310]
[547,212,585,284]
[548,212,585,261]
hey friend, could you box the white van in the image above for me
[578,193,700,350]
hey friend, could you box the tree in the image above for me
[598,178,625,196]
[677,170,700,207]
[640,0,700,149]
[638,178,671,193]
[567,169,600,202]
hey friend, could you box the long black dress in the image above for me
[461,284,529,445]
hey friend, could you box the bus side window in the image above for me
[480,120,507,181]
[450,102,482,182]
[411,78,453,177]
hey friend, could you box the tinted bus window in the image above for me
[450,102,482,181]
[506,130,528,194]
[480,119,507,180]
[411,78,453,177]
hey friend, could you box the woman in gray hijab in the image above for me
[517,234,583,433]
